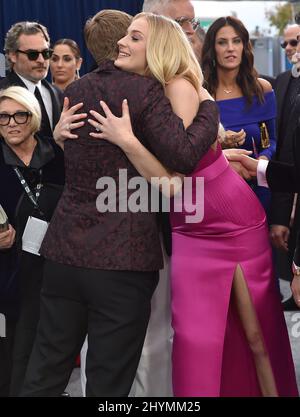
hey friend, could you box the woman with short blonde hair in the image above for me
[0,85,65,396]
[0,86,41,134]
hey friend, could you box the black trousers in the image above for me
[10,253,44,396]
[0,318,16,397]
[21,260,159,397]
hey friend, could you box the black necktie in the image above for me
[34,86,52,137]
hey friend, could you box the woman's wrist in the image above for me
[121,134,140,154]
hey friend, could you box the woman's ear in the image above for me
[77,58,83,71]
[76,58,83,79]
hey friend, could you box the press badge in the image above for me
[22,216,49,256]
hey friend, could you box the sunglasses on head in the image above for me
[280,39,298,49]
[16,48,53,61]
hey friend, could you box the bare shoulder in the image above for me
[165,77,199,128]
[257,77,273,93]
[166,77,198,99]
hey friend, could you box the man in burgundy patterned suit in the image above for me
[21,10,219,397]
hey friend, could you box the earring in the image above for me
[212,59,216,67]
[76,68,80,79]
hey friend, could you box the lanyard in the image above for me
[13,166,44,216]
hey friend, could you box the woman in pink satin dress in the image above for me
[87,13,298,397]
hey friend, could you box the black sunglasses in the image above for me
[0,111,32,126]
[280,39,298,49]
[174,16,200,31]
[16,48,53,61]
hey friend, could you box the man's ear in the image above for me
[8,51,17,65]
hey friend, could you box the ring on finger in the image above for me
[95,124,101,132]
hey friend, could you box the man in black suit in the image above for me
[270,23,300,310]
[227,136,300,309]
[0,22,61,137]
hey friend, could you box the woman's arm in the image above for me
[164,78,199,127]
[89,79,212,194]
[89,99,183,195]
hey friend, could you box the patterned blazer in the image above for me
[41,60,219,271]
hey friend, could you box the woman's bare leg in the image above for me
[231,265,278,397]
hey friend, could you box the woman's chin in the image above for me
[114,58,123,69]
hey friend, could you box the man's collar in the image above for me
[94,60,117,74]
[15,72,42,93]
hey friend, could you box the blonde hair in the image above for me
[133,12,203,91]
[0,86,41,134]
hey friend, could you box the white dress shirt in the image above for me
[16,73,53,128]
[257,159,269,187]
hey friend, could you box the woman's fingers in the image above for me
[62,97,70,112]
[69,112,87,123]
[63,100,84,116]
[87,118,103,133]
[224,129,246,147]
[68,102,84,114]
[89,102,117,133]
[87,119,99,129]
[122,99,130,118]
[69,121,85,129]
[88,99,132,141]
[89,110,106,125]
[99,100,113,118]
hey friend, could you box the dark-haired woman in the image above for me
[201,16,276,214]
[50,39,82,92]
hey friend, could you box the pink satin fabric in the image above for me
[170,145,298,397]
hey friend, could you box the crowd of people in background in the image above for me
[0,0,299,398]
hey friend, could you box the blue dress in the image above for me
[217,91,277,214]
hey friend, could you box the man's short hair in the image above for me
[142,0,170,13]
[4,21,50,56]
[84,10,132,65]
[283,23,300,35]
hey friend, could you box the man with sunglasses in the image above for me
[270,23,300,311]
[280,25,300,62]
[143,0,199,44]
[0,21,61,138]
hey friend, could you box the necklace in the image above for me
[223,88,233,94]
